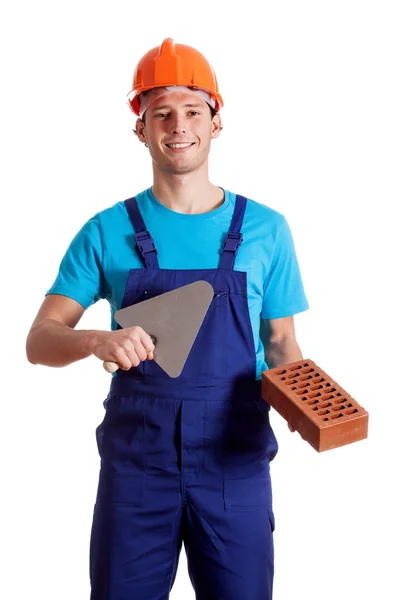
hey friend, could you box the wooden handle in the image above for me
[103,361,120,373]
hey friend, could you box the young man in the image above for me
[26,38,309,600]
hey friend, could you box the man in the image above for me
[26,38,309,600]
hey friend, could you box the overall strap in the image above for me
[219,194,247,270]
[124,197,159,268]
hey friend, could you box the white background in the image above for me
[1,1,399,599]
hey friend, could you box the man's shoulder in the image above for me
[227,191,286,234]
[96,201,127,221]
[244,195,285,223]
[93,188,150,225]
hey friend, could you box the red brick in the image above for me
[261,359,369,452]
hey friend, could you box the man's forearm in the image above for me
[26,319,99,367]
[264,336,304,369]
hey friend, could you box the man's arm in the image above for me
[260,315,303,432]
[260,315,303,369]
[26,294,98,367]
[26,294,155,369]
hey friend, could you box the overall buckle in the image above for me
[223,232,243,255]
[135,231,156,255]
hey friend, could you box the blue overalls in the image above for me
[89,194,279,600]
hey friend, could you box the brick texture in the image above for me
[262,359,369,452]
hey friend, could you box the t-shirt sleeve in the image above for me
[45,215,109,309]
[261,217,309,319]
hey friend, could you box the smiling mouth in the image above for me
[165,142,195,149]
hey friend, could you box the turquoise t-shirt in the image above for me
[46,187,309,379]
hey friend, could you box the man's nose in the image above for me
[170,114,187,134]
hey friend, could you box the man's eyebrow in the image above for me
[151,103,205,111]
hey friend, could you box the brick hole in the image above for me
[317,409,330,416]
[285,379,298,385]
[288,372,300,380]
[319,402,333,409]
[323,383,337,392]
[345,408,359,415]
[276,369,287,376]
[298,382,311,389]
[347,403,353,408]
[310,384,323,391]
[301,367,314,374]
[332,404,346,411]
[306,399,320,405]
[289,365,303,371]
[299,375,313,381]
[323,417,329,422]
[312,377,325,384]
[296,389,309,396]
[330,413,344,419]
[308,392,322,399]
[321,394,334,401]
[335,392,342,397]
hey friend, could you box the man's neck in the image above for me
[151,172,224,215]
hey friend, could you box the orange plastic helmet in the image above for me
[128,38,223,116]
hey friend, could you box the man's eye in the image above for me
[189,111,201,116]
[154,113,169,118]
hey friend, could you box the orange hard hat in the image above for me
[127,38,223,116]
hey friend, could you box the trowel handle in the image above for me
[102,335,157,374]
[103,361,119,374]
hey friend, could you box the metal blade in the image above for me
[114,280,214,378]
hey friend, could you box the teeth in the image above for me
[167,143,193,148]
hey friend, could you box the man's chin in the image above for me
[163,161,199,175]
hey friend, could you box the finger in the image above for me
[125,349,141,367]
[140,331,156,354]
[114,349,134,371]
[133,342,148,363]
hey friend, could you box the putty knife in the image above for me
[103,280,214,378]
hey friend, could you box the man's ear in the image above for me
[211,113,223,139]
[136,118,147,144]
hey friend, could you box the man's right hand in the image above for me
[88,326,155,370]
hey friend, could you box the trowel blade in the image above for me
[114,280,214,378]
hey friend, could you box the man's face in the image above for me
[136,91,221,175]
